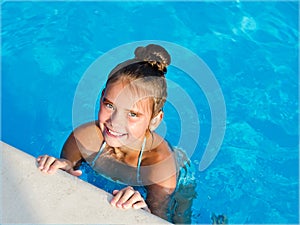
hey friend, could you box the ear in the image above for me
[149,110,164,131]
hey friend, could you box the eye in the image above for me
[105,102,114,110]
[128,112,138,118]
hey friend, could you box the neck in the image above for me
[114,135,148,156]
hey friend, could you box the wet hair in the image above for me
[105,44,171,117]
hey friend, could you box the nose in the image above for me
[109,109,126,129]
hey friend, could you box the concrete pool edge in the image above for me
[0,141,172,224]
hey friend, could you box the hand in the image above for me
[110,186,150,212]
[36,155,82,176]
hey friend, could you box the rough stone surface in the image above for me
[1,141,172,224]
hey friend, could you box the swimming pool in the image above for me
[2,1,298,224]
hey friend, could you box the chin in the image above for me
[103,134,126,147]
[104,137,121,147]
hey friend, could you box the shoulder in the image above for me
[72,121,104,152]
[141,132,177,189]
[143,132,173,165]
[73,121,101,135]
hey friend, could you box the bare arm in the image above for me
[36,131,83,176]
[143,141,177,219]
[146,183,175,220]
[60,131,85,169]
[109,137,177,217]
[37,122,101,176]
[59,121,103,172]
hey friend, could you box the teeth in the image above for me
[108,128,125,136]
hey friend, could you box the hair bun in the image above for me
[134,44,171,73]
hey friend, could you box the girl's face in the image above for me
[98,81,153,150]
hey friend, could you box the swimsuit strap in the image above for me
[90,137,146,184]
[91,141,106,167]
[136,137,147,184]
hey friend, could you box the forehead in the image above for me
[104,80,152,111]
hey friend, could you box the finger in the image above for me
[42,157,57,173]
[111,187,134,207]
[112,190,119,195]
[116,188,136,208]
[123,191,143,209]
[36,156,42,162]
[69,169,82,177]
[110,189,125,206]
[133,201,148,210]
[47,160,65,174]
[37,155,49,169]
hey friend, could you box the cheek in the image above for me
[127,119,149,136]
[98,106,110,122]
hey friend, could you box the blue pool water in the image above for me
[1,1,298,224]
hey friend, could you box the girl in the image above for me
[37,44,195,223]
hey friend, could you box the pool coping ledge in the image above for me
[0,141,172,224]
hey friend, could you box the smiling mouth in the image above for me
[105,126,127,137]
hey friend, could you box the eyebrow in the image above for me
[102,97,145,115]
[102,97,112,103]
